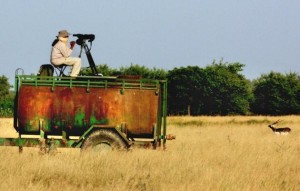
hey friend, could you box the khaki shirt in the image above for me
[50,41,72,64]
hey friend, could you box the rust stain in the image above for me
[17,85,159,136]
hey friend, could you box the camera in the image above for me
[73,34,95,46]
[71,33,100,76]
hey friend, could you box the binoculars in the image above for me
[73,34,95,46]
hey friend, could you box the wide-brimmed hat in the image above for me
[58,30,70,37]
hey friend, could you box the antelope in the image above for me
[268,120,291,135]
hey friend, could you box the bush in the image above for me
[251,72,300,115]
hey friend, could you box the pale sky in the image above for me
[0,1,299,85]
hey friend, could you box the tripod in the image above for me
[74,34,102,76]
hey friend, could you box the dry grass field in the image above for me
[0,116,300,191]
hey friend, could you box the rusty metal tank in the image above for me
[15,76,164,137]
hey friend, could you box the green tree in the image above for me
[167,66,204,115]
[251,72,300,115]
[0,75,14,117]
[0,75,10,97]
[118,64,167,79]
[167,61,252,115]
[81,64,118,76]
[81,63,167,80]
[200,62,252,115]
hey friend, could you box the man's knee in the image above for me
[67,57,81,66]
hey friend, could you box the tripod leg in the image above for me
[83,44,99,75]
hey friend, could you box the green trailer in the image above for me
[0,69,174,153]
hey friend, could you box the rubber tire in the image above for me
[81,129,127,151]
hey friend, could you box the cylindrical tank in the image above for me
[16,80,160,137]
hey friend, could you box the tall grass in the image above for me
[0,116,300,191]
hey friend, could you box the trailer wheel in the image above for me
[81,129,127,152]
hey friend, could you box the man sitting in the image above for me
[50,30,81,77]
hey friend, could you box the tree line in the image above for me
[1,61,299,117]
[167,61,300,115]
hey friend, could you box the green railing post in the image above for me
[162,80,167,149]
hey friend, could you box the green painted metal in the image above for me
[16,75,166,135]
[0,137,77,148]
[162,81,167,147]
[0,125,132,149]
[0,137,39,147]
[0,73,168,150]
[17,75,161,90]
[71,125,96,148]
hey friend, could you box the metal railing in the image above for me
[16,75,166,91]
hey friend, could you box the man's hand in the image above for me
[70,41,76,49]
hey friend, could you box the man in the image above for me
[50,30,81,77]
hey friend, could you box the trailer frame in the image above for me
[0,72,171,152]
